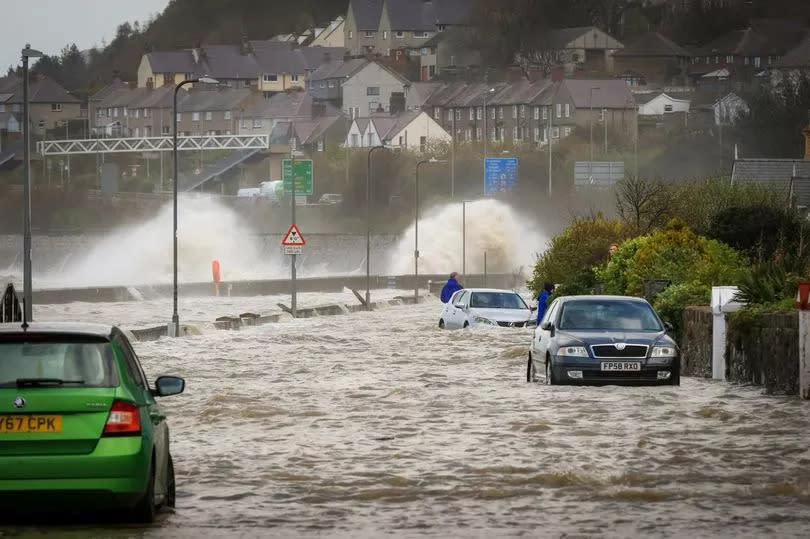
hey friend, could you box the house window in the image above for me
[455,109,461,121]
[533,107,539,120]
[543,106,549,120]
[466,128,472,140]
[705,56,710,64]
[476,107,482,120]
[177,113,182,122]
[513,126,519,139]
[50,103,62,112]
[512,105,517,119]
[162,125,170,135]
[447,110,453,121]
[192,112,200,121]
[476,127,481,139]
[754,56,761,68]
[520,105,525,118]
[113,108,119,117]
[364,31,375,38]
[491,127,497,141]
[383,30,388,39]
[225,111,232,120]
[317,140,324,152]
[490,107,495,120]
[123,108,128,117]
[329,80,336,88]
[552,127,560,138]
[134,127,140,137]
[664,104,673,113]
[348,30,353,39]
[143,108,149,118]
[534,127,540,141]
[38,120,45,128]
[556,104,561,118]
[498,107,503,119]
[367,86,380,96]
[744,56,749,65]
[395,31,404,38]
[253,119,262,128]
[414,31,428,38]
[351,133,359,146]
[434,107,440,119]
[320,81,326,88]
[420,136,427,152]
[291,74,299,82]
[469,108,474,121]
[564,104,570,118]
[726,55,733,63]
[715,56,720,64]
[563,127,571,137]
[367,132,374,145]
[264,74,278,82]
[205,112,212,121]
[499,127,505,140]
[134,109,140,118]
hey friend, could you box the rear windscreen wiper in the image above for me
[15,378,85,387]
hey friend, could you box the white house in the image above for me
[636,92,691,116]
[344,110,450,151]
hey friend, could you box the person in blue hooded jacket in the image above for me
[536,282,555,323]
[440,272,463,303]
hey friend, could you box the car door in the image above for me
[113,330,168,501]
[442,290,462,328]
[454,290,473,328]
[446,290,468,329]
[533,299,560,359]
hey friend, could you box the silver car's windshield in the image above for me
[558,300,663,331]
[470,292,528,310]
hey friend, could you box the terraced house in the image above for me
[344,0,472,57]
[0,75,81,136]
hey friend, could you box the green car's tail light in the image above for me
[103,400,141,436]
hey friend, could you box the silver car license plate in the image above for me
[600,361,641,371]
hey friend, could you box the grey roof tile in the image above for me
[351,0,384,31]
[145,51,198,74]
[562,79,636,108]
[613,32,691,58]
[732,158,810,206]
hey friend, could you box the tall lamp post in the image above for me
[482,87,495,161]
[414,157,446,302]
[461,199,474,282]
[21,44,43,322]
[366,144,388,310]
[589,86,600,181]
[170,76,218,337]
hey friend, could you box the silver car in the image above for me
[439,288,534,329]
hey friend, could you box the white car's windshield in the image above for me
[558,300,663,331]
[470,292,528,310]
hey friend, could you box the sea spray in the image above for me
[52,197,271,286]
[385,199,548,276]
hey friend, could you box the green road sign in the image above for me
[282,159,314,195]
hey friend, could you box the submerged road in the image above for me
[12,294,810,537]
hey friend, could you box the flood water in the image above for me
[9,295,810,537]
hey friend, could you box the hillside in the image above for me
[30,0,348,98]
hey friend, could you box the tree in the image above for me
[615,176,674,236]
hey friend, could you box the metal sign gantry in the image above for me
[37,134,270,156]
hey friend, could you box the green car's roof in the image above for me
[0,322,114,338]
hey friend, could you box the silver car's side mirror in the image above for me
[540,321,553,331]
[453,303,465,310]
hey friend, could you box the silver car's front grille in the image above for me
[497,321,526,328]
[591,344,649,359]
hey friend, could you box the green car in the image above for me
[0,322,185,522]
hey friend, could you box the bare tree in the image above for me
[615,176,674,235]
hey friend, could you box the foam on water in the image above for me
[51,197,270,287]
[386,198,547,276]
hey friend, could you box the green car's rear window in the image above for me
[0,340,119,388]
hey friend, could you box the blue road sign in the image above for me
[484,157,519,195]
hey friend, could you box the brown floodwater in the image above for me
[8,295,810,537]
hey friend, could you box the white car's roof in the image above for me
[462,288,521,294]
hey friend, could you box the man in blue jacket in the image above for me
[536,282,555,323]
[440,272,463,303]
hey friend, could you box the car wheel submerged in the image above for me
[439,319,445,329]
[670,361,681,386]
[545,358,556,385]
[132,456,157,523]
[527,352,536,383]
[166,454,176,509]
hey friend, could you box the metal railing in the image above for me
[37,134,269,156]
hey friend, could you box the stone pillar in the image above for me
[800,310,810,400]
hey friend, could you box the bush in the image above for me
[651,282,711,339]
[734,262,800,306]
[528,214,629,296]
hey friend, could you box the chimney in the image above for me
[389,92,405,115]
[507,65,523,83]
[551,65,564,83]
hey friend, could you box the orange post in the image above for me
[212,260,221,297]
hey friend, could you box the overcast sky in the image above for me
[1,0,169,72]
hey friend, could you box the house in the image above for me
[732,159,810,209]
[0,75,81,136]
[527,27,624,76]
[311,16,346,48]
[551,79,637,135]
[612,32,692,87]
[409,26,481,81]
[126,85,180,137]
[137,50,199,88]
[0,112,21,134]
[176,88,257,136]
[344,110,450,150]
[240,91,342,136]
[636,92,691,116]
[689,19,809,85]
[344,0,473,57]
[308,58,410,117]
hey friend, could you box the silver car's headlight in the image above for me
[473,315,496,326]
[557,346,589,357]
[649,345,677,364]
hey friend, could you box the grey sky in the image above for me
[1,0,169,72]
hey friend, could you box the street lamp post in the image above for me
[21,44,43,323]
[170,76,218,337]
[482,87,494,161]
[589,87,600,181]
[414,157,446,302]
[462,199,473,282]
[366,144,388,310]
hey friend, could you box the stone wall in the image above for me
[681,306,712,377]
[726,311,799,395]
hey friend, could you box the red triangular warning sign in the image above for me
[281,224,306,246]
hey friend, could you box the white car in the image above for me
[438,288,535,329]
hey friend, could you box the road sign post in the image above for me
[282,223,306,317]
